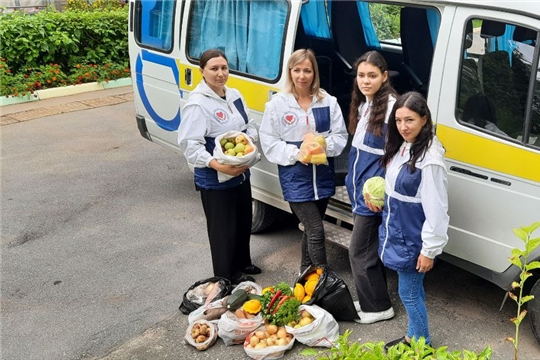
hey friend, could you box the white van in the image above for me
[128,0,540,342]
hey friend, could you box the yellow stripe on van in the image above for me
[437,125,540,183]
[177,62,279,113]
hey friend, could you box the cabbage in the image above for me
[362,176,385,207]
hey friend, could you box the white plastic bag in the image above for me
[284,304,338,348]
[233,281,262,295]
[218,310,264,346]
[184,320,218,351]
[243,325,295,360]
[188,298,228,325]
[214,130,261,183]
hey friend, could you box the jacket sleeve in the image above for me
[177,104,214,168]
[242,96,259,142]
[324,97,348,158]
[259,101,300,166]
[419,164,449,259]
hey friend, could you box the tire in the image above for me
[251,199,279,234]
[529,278,540,345]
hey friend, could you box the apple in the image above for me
[235,134,248,145]
[226,148,236,156]
[220,138,228,146]
[244,144,254,154]
[236,152,244,157]
[224,142,235,151]
[234,143,245,154]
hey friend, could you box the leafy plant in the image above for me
[506,221,540,360]
[301,330,492,360]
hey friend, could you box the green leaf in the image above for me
[525,261,540,271]
[526,237,540,253]
[508,256,522,268]
[527,221,540,234]
[521,295,534,304]
[514,227,528,242]
[511,248,526,258]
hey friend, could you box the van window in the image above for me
[368,3,401,44]
[134,0,176,51]
[457,18,540,147]
[187,0,289,81]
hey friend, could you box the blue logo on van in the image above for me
[135,50,182,131]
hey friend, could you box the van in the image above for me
[128,0,540,343]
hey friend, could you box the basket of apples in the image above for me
[214,130,261,182]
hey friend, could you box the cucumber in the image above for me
[226,289,249,310]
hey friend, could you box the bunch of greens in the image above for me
[260,282,301,326]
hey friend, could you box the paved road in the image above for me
[1,94,539,360]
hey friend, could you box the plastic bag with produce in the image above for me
[188,297,229,325]
[284,304,339,348]
[218,309,264,346]
[214,130,261,183]
[179,276,232,315]
[243,324,295,360]
[297,132,328,165]
[184,319,218,351]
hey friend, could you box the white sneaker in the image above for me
[354,307,395,324]
[354,300,361,312]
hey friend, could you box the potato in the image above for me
[277,327,287,339]
[255,330,266,339]
[277,338,288,346]
[249,335,259,347]
[299,316,313,326]
[300,309,311,318]
[266,324,278,335]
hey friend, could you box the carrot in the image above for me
[272,296,294,315]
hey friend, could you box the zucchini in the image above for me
[247,293,261,301]
[226,289,248,310]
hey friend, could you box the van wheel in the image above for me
[529,278,540,345]
[251,200,279,234]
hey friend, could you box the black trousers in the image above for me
[199,180,253,281]
[349,214,392,312]
[289,198,329,272]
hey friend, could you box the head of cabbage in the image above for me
[362,176,385,207]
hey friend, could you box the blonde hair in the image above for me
[284,49,324,101]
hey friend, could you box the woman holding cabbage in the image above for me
[377,92,449,349]
[345,51,397,324]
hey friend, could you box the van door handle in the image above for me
[449,166,488,180]
[185,68,192,86]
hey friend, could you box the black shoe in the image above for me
[384,336,409,352]
[243,265,262,275]
[231,274,255,285]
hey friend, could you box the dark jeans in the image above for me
[289,199,329,271]
[199,180,253,281]
[349,214,392,312]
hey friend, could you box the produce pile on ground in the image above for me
[183,273,339,359]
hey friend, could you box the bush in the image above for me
[0,5,129,97]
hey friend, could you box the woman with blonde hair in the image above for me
[260,49,348,272]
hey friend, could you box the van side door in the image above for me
[436,6,540,282]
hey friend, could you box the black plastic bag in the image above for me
[179,276,232,315]
[296,265,359,321]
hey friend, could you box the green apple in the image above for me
[224,142,235,150]
[236,152,244,157]
[220,138,228,146]
[225,148,236,156]
[234,143,245,153]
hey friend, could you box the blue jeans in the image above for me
[397,270,430,345]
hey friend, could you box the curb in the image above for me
[0,77,132,107]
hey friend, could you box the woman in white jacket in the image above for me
[177,49,260,285]
[375,92,449,350]
[259,49,347,272]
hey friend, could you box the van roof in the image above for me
[360,0,540,19]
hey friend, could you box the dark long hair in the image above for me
[381,92,434,172]
[348,51,397,136]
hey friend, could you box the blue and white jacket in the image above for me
[345,96,396,216]
[177,80,258,190]
[379,136,449,272]
[259,91,347,202]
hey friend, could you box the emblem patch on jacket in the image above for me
[282,112,298,127]
[214,108,229,123]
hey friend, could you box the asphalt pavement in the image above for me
[2,87,539,360]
